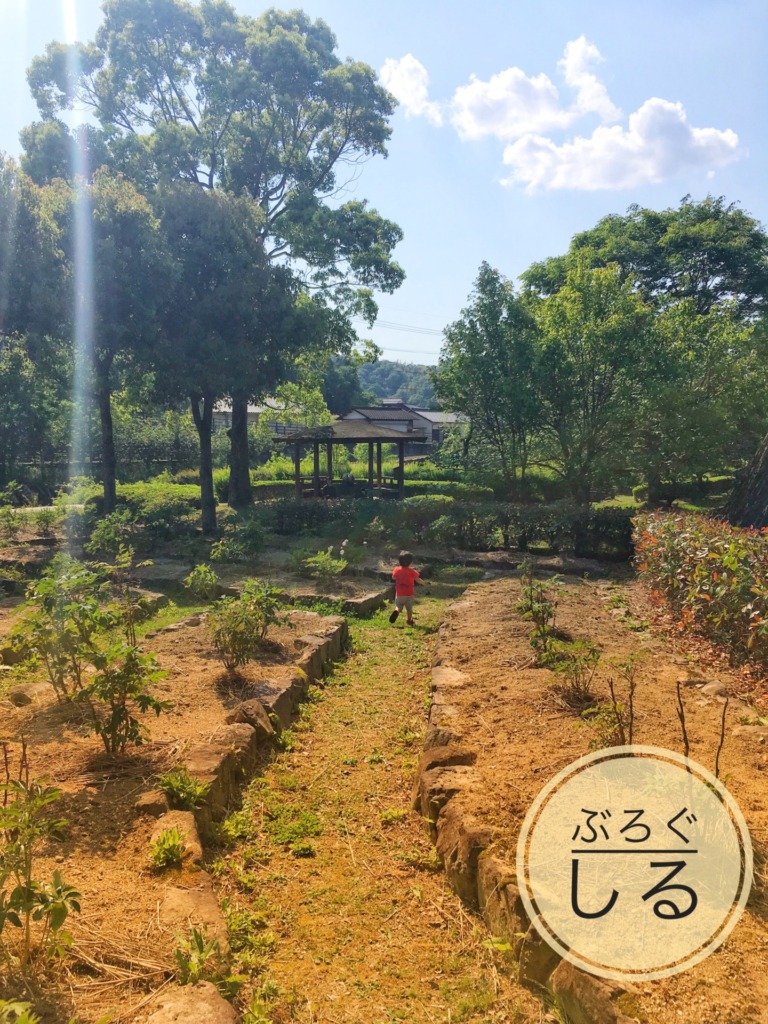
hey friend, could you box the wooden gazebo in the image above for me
[280,420,428,498]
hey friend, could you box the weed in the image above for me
[380,808,407,826]
[0,742,80,968]
[367,748,385,765]
[301,547,348,591]
[291,841,316,857]
[341,755,358,766]
[174,926,245,998]
[150,827,186,870]
[157,767,211,810]
[0,1003,40,1024]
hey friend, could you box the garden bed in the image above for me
[0,606,348,1023]
[417,572,768,1024]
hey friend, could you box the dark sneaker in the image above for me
[389,609,399,623]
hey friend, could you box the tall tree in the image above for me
[44,170,171,511]
[154,184,327,531]
[434,263,540,493]
[27,0,405,510]
[522,195,768,318]
[530,261,651,503]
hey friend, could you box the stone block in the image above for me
[160,882,229,954]
[151,810,203,865]
[135,790,170,818]
[435,801,495,909]
[518,924,561,989]
[8,681,55,706]
[549,960,641,1024]
[223,698,275,744]
[477,853,528,947]
[145,982,237,1024]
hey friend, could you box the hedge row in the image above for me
[634,511,768,664]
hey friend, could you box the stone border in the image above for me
[132,612,349,1022]
[412,594,643,1024]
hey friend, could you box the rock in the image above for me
[701,681,729,697]
[733,724,768,741]
[145,981,236,1024]
[477,853,528,949]
[549,960,641,1024]
[223,698,275,744]
[518,925,561,988]
[412,764,483,823]
[161,879,229,954]
[185,615,203,627]
[8,681,54,706]
[135,790,170,818]
[677,672,705,687]
[423,722,463,749]
[435,801,496,909]
[151,811,203,865]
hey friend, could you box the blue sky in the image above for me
[1,0,766,364]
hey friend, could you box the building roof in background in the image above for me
[280,420,428,442]
[347,405,431,422]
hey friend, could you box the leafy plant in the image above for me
[80,644,171,755]
[13,555,112,702]
[549,640,601,708]
[0,743,80,968]
[0,506,23,542]
[150,827,186,870]
[33,507,61,538]
[515,562,563,663]
[174,926,245,998]
[301,546,348,590]
[183,563,220,602]
[208,580,282,675]
[157,767,211,811]
[0,1002,41,1024]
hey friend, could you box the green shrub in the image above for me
[635,511,768,665]
[213,468,229,504]
[80,643,171,754]
[183,563,220,601]
[301,547,348,590]
[208,580,282,674]
[33,506,62,537]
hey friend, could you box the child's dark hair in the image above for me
[398,550,414,567]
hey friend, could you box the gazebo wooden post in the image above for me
[326,442,333,487]
[294,442,302,497]
[367,441,374,490]
[398,441,405,497]
[376,441,382,488]
[313,441,321,496]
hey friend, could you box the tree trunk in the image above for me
[726,431,768,527]
[227,392,252,509]
[96,360,117,514]
[191,391,217,534]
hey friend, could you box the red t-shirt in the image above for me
[392,566,420,596]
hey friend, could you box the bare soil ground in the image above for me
[436,572,768,1024]
[0,607,337,1023]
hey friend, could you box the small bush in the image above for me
[183,563,220,602]
[208,580,282,674]
[301,547,348,590]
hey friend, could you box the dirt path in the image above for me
[210,569,544,1024]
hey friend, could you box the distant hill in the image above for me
[358,360,436,409]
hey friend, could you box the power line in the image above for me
[352,315,443,337]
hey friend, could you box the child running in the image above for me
[389,550,425,625]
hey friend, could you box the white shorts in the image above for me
[395,595,414,613]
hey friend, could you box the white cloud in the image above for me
[558,36,621,122]
[380,54,443,127]
[450,67,575,140]
[502,98,741,192]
